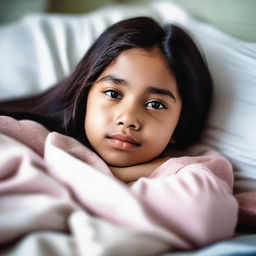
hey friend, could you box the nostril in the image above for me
[116,120,140,130]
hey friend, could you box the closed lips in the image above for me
[106,134,141,146]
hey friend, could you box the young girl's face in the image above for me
[85,48,182,167]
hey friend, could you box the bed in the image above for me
[0,0,256,255]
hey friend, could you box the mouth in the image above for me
[106,134,141,151]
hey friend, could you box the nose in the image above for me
[115,108,141,131]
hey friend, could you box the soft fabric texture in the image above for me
[0,1,256,255]
[0,115,238,255]
[0,1,255,195]
[168,234,256,256]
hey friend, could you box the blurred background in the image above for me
[0,0,151,24]
[0,0,255,41]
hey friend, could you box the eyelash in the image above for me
[146,101,167,109]
[103,89,167,110]
[104,89,122,99]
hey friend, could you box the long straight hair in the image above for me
[0,16,213,150]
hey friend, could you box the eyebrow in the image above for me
[98,75,176,102]
[147,87,176,102]
[99,75,128,86]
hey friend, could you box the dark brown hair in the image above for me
[0,16,213,150]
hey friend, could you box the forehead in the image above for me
[97,48,177,90]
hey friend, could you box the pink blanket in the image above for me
[0,115,251,255]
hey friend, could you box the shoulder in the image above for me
[0,115,50,155]
[150,144,234,190]
[0,115,49,132]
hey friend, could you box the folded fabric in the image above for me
[0,115,240,255]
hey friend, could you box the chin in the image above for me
[103,157,136,167]
[105,156,153,168]
[99,150,156,167]
[106,160,134,168]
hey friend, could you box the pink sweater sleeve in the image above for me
[130,151,238,249]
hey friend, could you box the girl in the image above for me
[0,17,238,250]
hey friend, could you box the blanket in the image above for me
[0,116,171,256]
[0,115,253,255]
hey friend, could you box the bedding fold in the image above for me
[0,115,252,255]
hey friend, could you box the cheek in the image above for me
[146,117,178,148]
[85,93,97,137]
[153,128,172,149]
[84,96,110,138]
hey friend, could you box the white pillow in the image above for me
[181,16,256,193]
[0,0,255,193]
[0,4,161,100]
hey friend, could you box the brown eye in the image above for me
[104,90,122,99]
[146,100,166,109]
